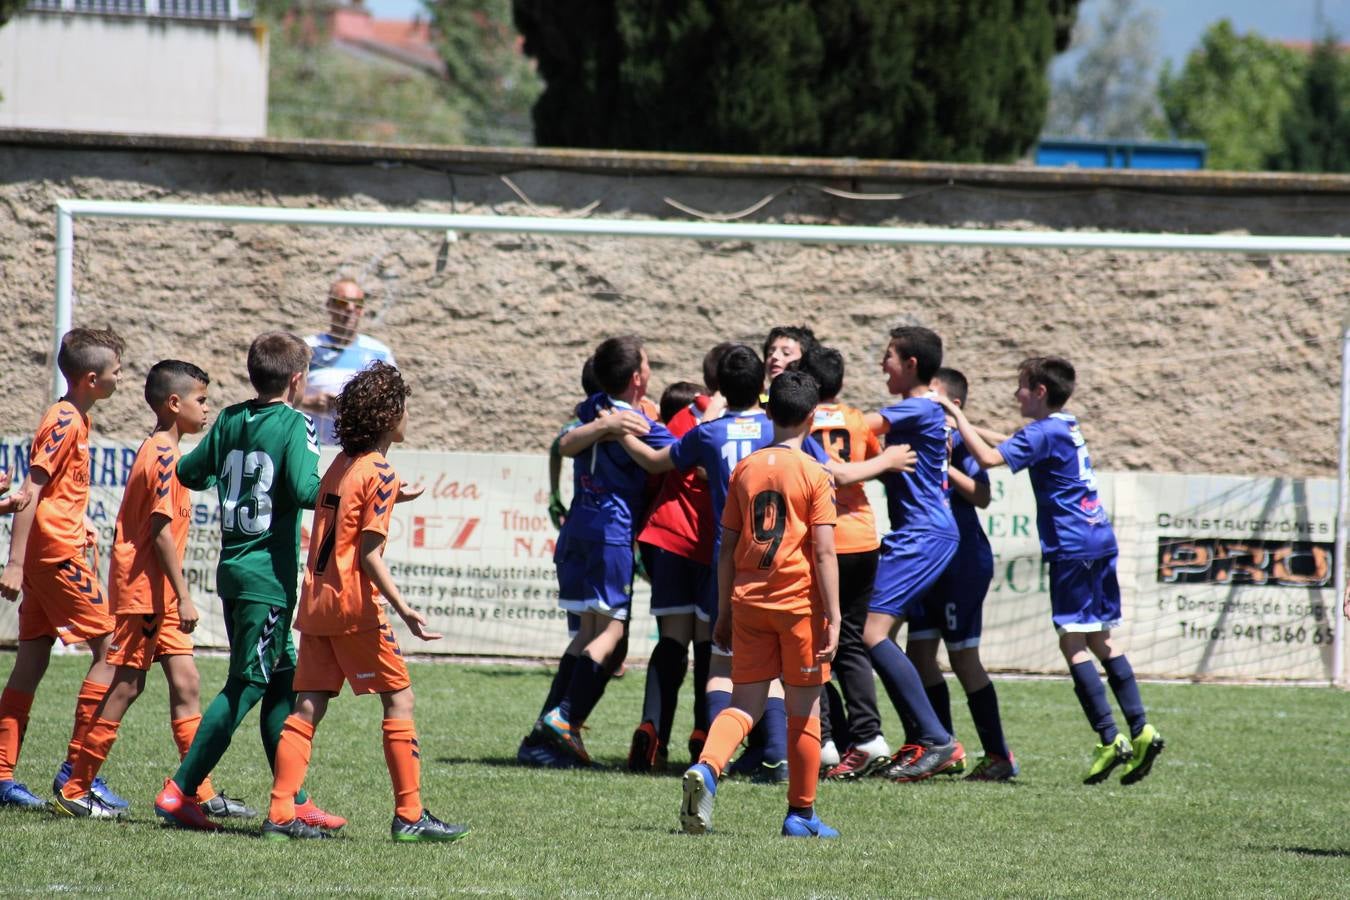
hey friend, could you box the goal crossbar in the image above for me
[51,198,1350,686]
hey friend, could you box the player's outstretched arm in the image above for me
[0,472,47,601]
[934,397,1007,470]
[812,524,841,664]
[618,435,675,474]
[175,423,219,491]
[831,443,916,486]
[557,411,650,458]
[713,528,740,653]
[948,465,992,508]
[974,424,1011,446]
[150,512,197,632]
[361,530,442,641]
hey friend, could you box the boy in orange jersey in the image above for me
[796,347,895,779]
[0,327,126,811]
[52,361,252,819]
[680,370,841,839]
[263,361,469,842]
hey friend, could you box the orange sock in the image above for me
[787,715,822,810]
[698,707,754,777]
[171,715,216,803]
[268,715,314,824]
[383,718,422,823]
[0,688,35,781]
[63,717,119,800]
[65,679,109,766]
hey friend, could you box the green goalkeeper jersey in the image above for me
[177,399,321,608]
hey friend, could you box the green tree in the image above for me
[1157,21,1304,171]
[512,1,1080,162]
[1268,34,1350,173]
[424,0,541,144]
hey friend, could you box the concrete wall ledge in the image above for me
[4,127,1349,197]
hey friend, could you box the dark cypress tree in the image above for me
[512,1,1080,161]
[1268,34,1350,173]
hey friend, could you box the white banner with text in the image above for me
[0,437,1341,683]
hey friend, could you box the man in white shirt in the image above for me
[301,278,397,445]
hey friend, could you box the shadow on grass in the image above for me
[433,755,683,778]
[1274,846,1350,859]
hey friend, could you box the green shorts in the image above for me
[222,597,297,686]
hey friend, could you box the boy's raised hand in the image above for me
[880,443,917,473]
[400,608,443,642]
[598,408,651,438]
[396,481,425,503]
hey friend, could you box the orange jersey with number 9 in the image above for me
[810,402,881,554]
[721,444,836,614]
[296,451,398,636]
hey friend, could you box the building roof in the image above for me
[330,7,445,78]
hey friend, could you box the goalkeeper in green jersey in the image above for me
[154,332,343,831]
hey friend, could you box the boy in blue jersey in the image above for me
[528,335,674,764]
[622,345,912,781]
[939,356,1163,785]
[860,326,966,782]
[907,368,1016,781]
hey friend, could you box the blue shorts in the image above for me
[870,531,959,619]
[639,542,710,618]
[910,539,994,650]
[557,537,634,622]
[1049,555,1121,633]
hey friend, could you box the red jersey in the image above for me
[638,401,714,564]
[810,402,881,554]
[108,436,191,615]
[28,400,92,565]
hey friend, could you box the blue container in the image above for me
[1035,138,1207,170]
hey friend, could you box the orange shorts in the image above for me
[294,618,411,696]
[107,606,194,670]
[18,556,114,645]
[730,603,830,687]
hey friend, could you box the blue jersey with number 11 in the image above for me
[997,412,1117,560]
[669,409,829,541]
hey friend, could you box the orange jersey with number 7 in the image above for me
[721,444,836,614]
[296,451,398,636]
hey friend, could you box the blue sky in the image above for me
[363,0,1350,69]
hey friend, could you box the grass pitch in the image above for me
[1,653,1347,898]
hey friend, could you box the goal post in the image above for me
[49,198,1350,687]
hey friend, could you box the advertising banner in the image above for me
[0,436,1340,683]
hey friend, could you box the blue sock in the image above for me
[924,680,954,735]
[762,697,787,765]
[706,689,732,726]
[559,654,608,726]
[1069,661,1118,743]
[868,641,949,745]
[1104,655,1147,738]
[966,683,1009,758]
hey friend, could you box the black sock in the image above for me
[1069,661,1118,744]
[1104,655,1147,738]
[692,641,712,733]
[924,679,954,736]
[540,653,578,718]
[641,637,688,744]
[966,683,1009,759]
[560,654,609,726]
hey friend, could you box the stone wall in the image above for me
[1,131,1347,476]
